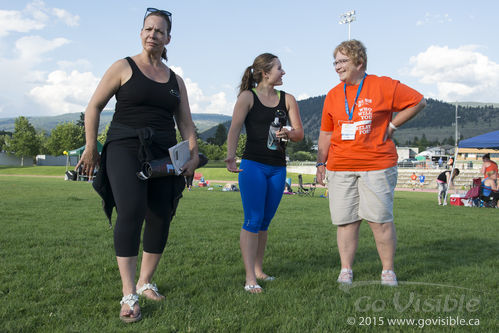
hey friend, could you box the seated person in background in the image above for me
[418,174,425,188]
[482,170,499,208]
[481,153,498,178]
[410,172,417,190]
[436,168,460,206]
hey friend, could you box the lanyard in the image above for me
[344,73,367,120]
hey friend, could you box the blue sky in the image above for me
[1,0,498,118]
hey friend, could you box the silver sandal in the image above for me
[119,294,141,323]
[137,283,165,299]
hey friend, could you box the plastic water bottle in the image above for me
[267,116,281,150]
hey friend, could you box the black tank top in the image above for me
[437,171,449,182]
[113,57,180,132]
[242,90,288,166]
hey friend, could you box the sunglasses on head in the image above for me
[144,7,172,24]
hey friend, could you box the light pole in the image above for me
[454,104,460,147]
[339,10,356,40]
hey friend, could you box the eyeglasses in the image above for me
[144,7,172,24]
[333,59,350,66]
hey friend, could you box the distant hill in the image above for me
[452,101,499,108]
[2,98,498,144]
[199,97,499,143]
[0,111,231,135]
[191,113,232,132]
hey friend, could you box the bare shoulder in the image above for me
[284,92,297,103]
[104,58,132,83]
[175,72,186,87]
[239,90,253,101]
[285,92,299,110]
[109,58,130,72]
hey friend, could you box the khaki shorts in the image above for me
[326,166,397,225]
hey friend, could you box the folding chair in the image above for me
[479,180,499,208]
[464,178,482,207]
[297,174,316,197]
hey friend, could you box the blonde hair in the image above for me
[334,39,367,70]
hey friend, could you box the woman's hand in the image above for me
[383,125,396,142]
[225,157,242,173]
[316,165,326,186]
[180,155,199,177]
[75,146,100,179]
[276,127,292,141]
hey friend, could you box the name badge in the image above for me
[341,122,356,140]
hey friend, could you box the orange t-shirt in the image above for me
[484,161,498,177]
[411,174,417,181]
[320,75,423,171]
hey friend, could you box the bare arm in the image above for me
[75,59,129,178]
[225,91,252,173]
[174,75,199,177]
[316,130,333,186]
[276,93,304,142]
[480,162,488,176]
[385,98,426,140]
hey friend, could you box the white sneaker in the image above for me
[337,268,353,285]
[381,270,398,286]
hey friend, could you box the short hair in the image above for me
[334,40,367,70]
[483,153,491,160]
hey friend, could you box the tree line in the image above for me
[181,123,316,161]
[0,115,318,165]
[1,115,85,166]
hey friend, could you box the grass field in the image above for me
[0,164,318,184]
[0,170,498,332]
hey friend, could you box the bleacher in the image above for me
[397,167,482,190]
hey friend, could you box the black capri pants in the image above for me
[106,138,183,257]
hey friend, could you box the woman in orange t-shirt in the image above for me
[316,40,426,286]
[481,153,498,178]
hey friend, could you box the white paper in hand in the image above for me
[168,140,190,175]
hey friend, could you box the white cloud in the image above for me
[416,12,452,26]
[408,45,499,102]
[0,1,81,117]
[0,1,78,37]
[15,35,69,60]
[170,65,234,115]
[52,8,80,27]
[29,70,100,115]
[297,93,310,101]
[57,59,92,72]
[0,9,45,36]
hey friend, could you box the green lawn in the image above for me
[0,164,318,183]
[0,175,497,332]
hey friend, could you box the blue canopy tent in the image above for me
[444,130,499,203]
[458,130,499,149]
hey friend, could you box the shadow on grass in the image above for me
[268,236,496,287]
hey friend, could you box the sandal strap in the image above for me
[120,294,139,310]
[137,283,159,296]
[244,284,262,291]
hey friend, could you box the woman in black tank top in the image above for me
[75,8,199,323]
[225,53,304,293]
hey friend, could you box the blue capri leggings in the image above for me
[238,159,286,233]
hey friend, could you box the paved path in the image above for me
[0,174,62,178]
